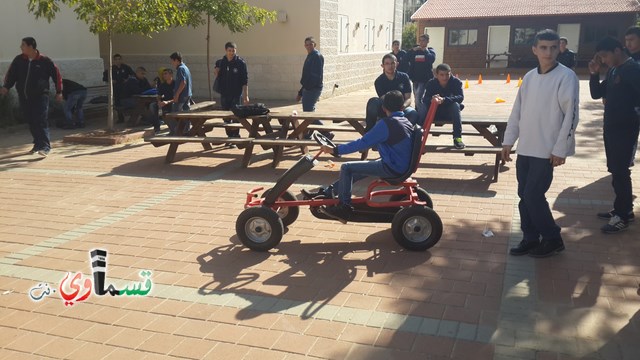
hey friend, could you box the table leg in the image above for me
[241,120,260,168]
[165,143,179,163]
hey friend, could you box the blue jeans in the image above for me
[426,102,463,138]
[516,155,561,241]
[330,159,396,206]
[413,81,427,116]
[604,125,639,221]
[64,89,87,126]
[21,96,51,151]
[221,94,242,138]
[365,97,419,131]
[167,99,190,135]
[302,88,326,128]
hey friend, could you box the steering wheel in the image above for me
[312,131,339,158]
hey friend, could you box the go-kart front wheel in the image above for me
[261,189,300,227]
[391,206,442,251]
[236,207,284,251]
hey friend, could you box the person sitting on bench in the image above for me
[365,53,419,132]
[423,63,465,149]
[302,90,414,222]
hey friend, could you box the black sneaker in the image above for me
[453,137,465,149]
[601,215,629,234]
[62,124,76,130]
[509,239,540,256]
[528,238,565,258]
[225,143,238,149]
[301,186,332,199]
[75,122,86,129]
[319,203,354,224]
[597,210,634,222]
[28,146,38,154]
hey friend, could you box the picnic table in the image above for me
[426,117,510,181]
[146,110,367,166]
[127,94,158,126]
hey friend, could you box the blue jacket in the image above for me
[336,112,414,174]
[589,58,640,127]
[423,76,464,107]
[407,47,436,83]
[299,49,324,94]
[217,55,248,97]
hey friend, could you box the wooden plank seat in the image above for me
[205,122,359,133]
[422,144,513,182]
[145,136,253,163]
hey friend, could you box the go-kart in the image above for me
[235,101,442,252]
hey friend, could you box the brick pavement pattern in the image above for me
[0,78,639,359]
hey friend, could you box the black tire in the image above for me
[389,187,434,209]
[236,207,284,251]
[261,189,300,227]
[391,206,442,251]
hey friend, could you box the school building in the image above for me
[411,0,639,72]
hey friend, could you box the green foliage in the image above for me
[28,0,199,36]
[189,0,276,33]
[402,22,417,50]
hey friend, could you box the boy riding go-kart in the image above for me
[236,90,442,252]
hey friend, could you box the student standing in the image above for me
[589,36,640,233]
[501,29,579,257]
[1,37,62,157]
[215,42,249,142]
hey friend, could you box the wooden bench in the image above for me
[146,135,253,163]
[83,85,109,117]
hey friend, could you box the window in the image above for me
[448,29,478,46]
[385,22,393,50]
[365,18,375,51]
[583,25,618,43]
[338,15,349,53]
[513,28,539,45]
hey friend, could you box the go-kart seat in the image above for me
[382,124,424,185]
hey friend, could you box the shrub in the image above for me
[402,22,417,50]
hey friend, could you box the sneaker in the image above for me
[528,238,565,258]
[28,146,38,154]
[62,124,76,130]
[509,239,540,256]
[75,122,86,129]
[597,210,634,222]
[301,186,333,199]
[37,149,50,157]
[318,203,354,224]
[453,137,465,149]
[601,215,629,234]
[225,143,238,149]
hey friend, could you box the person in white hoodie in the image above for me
[501,29,579,258]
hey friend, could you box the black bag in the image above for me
[212,77,220,94]
[231,103,270,117]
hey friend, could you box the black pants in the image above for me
[221,94,241,138]
[516,155,561,241]
[21,96,51,151]
[604,123,639,221]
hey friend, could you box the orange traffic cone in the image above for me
[506,74,511,84]
[517,77,522,87]
[478,74,483,84]
[495,97,506,103]
[464,79,469,89]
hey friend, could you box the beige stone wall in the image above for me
[0,4,103,87]
[101,0,401,101]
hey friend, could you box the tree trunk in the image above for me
[207,15,212,101]
[107,31,114,131]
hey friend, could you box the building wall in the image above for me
[418,13,637,70]
[102,0,402,101]
[0,4,103,87]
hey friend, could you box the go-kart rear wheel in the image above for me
[236,207,284,251]
[389,187,434,209]
[391,206,442,251]
[261,189,299,227]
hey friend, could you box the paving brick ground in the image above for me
[0,78,638,359]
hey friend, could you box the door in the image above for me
[423,27,445,65]
[487,25,511,68]
[557,24,580,53]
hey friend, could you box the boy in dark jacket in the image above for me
[61,79,88,129]
[215,42,249,141]
[303,90,415,222]
[1,37,62,156]
[407,34,436,115]
[423,63,465,149]
[589,36,640,233]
